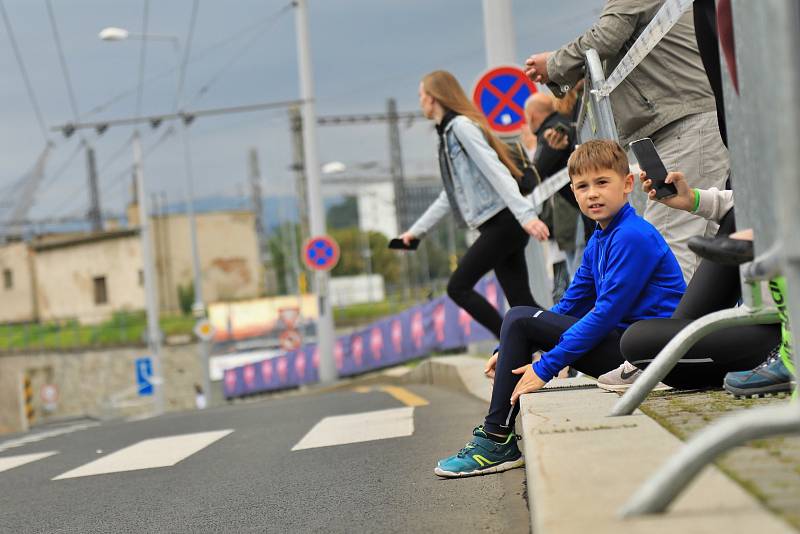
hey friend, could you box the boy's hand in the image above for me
[640,171,694,212]
[523,219,550,241]
[484,352,498,381]
[510,365,547,404]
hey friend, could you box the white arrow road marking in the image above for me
[291,407,414,451]
[0,451,58,473]
[52,429,233,480]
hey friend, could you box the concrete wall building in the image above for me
[0,240,38,323]
[33,230,144,324]
[152,210,262,312]
[0,209,263,324]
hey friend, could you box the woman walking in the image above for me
[399,70,549,339]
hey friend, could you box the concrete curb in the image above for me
[404,355,793,533]
[404,354,598,403]
[519,388,795,533]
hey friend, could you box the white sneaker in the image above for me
[596,362,671,392]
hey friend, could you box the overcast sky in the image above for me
[1,0,601,222]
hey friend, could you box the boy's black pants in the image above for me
[484,306,625,435]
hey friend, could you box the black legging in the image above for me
[620,209,780,389]
[484,306,625,434]
[447,209,538,339]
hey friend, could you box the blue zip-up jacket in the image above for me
[532,203,686,383]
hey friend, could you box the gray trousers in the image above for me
[646,111,730,283]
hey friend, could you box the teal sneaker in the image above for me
[724,346,796,398]
[434,426,524,478]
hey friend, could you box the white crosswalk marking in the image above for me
[52,429,233,480]
[0,451,58,473]
[291,407,414,451]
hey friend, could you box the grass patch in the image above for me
[0,311,196,352]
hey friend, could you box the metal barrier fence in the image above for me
[567,0,800,517]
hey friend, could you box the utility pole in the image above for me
[387,98,412,300]
[248,148,271,292]
[133,130,164,415]
[481,0,552,308]
[289,106,310,243]
[86,145,102,232]
[482,0,516,67]
[294,0,337,383]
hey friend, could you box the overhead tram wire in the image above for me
[50,125,177,220]
[187,2,293,106]
[79,6,295,121]
[44,0,85,144]
[0,0,50,145]
[176,0,200,109]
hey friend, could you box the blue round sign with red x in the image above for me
[472,66,538,134]
[303,235,340,272]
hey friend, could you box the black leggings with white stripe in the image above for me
[620,209,780,389]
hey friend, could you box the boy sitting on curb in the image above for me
[435,139,686,478]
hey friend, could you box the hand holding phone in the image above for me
[629,138,678,200]
[552,122,571,137]
[388,237,420,250]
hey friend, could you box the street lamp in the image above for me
[99,26,180,51]
[99,25,210,406]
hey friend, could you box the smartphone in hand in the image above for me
[630,137,678,200]
[388,238,420,251]
[552,122,571,137]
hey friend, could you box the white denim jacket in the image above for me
[408,115,537,237]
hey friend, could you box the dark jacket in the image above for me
[533,112,581,250]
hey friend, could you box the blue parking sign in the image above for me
[135,357,154,396]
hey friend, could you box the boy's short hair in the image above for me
[568,139,630,179]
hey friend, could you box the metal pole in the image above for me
[133,130,164,415]
[179,125,204,317]
[248,148,270,293]
[294,0,336,383]
[387,98,411,301]
[85,146,102,232]
[481,0,516,66]
[289,107,310,243]
[178,123,211,407]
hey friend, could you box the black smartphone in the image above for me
[552,122,570,137]
[629,137,678,200]
[388,238,420,251]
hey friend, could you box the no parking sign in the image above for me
[303,235,340,272]
[472,66,538,134]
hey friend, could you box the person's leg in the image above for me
[492,217,537,309]
[620,318,780,389]
[484,307,624,434]
[448,210,538,338]
[646,112,730,282]
[435,306,624,478]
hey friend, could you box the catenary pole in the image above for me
[133,130,164,414]
[293,0,336,383]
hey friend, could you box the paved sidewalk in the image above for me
[641,390,800,530]
[405,354,796,534]
[519,387,795,534]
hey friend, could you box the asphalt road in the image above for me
[0,384,529,533]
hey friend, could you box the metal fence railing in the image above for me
[570,0,800,517]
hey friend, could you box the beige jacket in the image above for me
[546,0,716,145]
